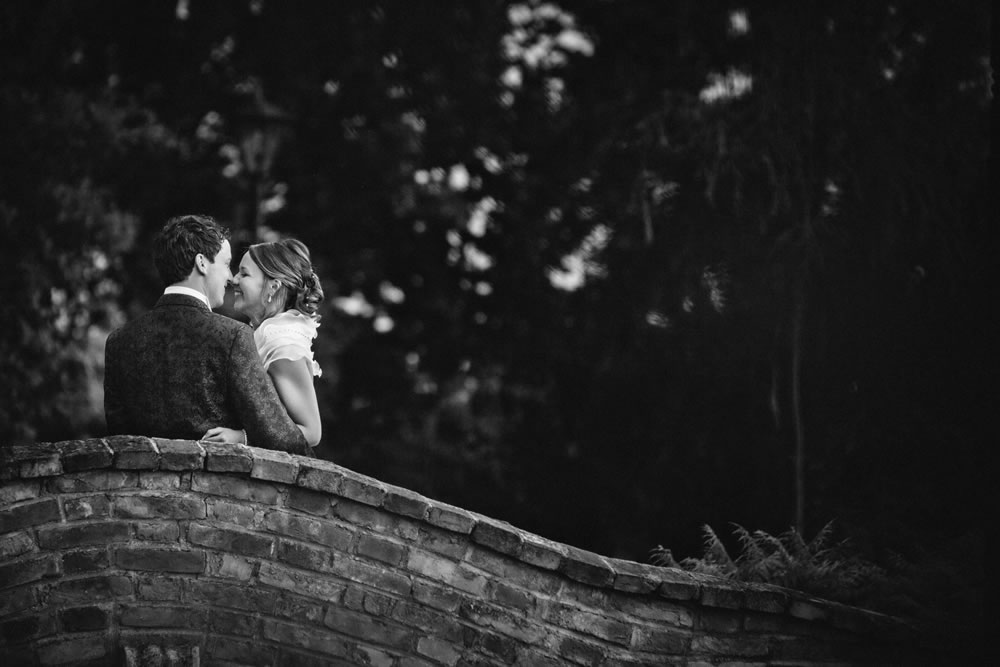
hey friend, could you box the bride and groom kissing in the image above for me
[104,214,323,457]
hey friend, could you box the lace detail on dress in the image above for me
[253,309,322,377]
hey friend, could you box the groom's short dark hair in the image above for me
[153,214,231,285]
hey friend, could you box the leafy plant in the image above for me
[651,521,887,606]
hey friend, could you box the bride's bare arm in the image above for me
[267,357,322,447]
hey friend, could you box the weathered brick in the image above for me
[58,439,114,472]
[274,593,327,625]
[691,634,771,657]
[656,569,701,601]
[408,549,487,595]
[133,521,180,542]
[258,561,346,601]
[277,539,333,572]
[0,613,51,643]
[0,479,41,504]
[208,498,258,527]
[210,553,255,581]
[0,585,37,616]
[743,584,788,614]
[470,628,519,663]
[113,492,206,519]
[287,486,332,516]
[357,532,407,565]
[466,547,561,596]
[154,439,205,470]
[632,627,691,653]
[607,558,661,594]
[384,487,430,519]
[296,458,345,495]
[62,548,110,574]
[136,576,186,601]
[188,522,273,557]
[698,608,743,633]
[120,604,204,628]
[189,579,278,614]
[108,435,160,469]
[62,495,111,521]
[205,636,277,667]
[489,581,535,612]
[559,546,615,587]
[3,442,62,478]
[51,470,137,493]
[202,441,254,472]
[48,575,132,603]
[411,579,465,613]
[323,606,413,647]
[137,472,182,490]
[191,472,279,504]
[788,595,831,622]
[59,605,109,632]
[250,448,299,483]
[208,608,257,636]
[415,525,468,559]
[520,532,565,570]
[0,554,59,588]
[264,509,351,549]
[460,599,545,644]
[115,547,206,573]
[0,531,36,559]
[332,497,385,530]
[354,645,398,667]
[700,581,744,609]
[417,635,462,666]
[610,595,695,627]
[557,636,606,667]
[36,634,108,665]
[335,553,413,596]
[471,519,523,557]
[262,618,351,657]
[427,502,476,534]
[0,497,60,533]
[338,470,387,507]
[391,600,460,640]
[37,522,130,549]
[547,603,632,646]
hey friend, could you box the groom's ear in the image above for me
[193,253,209,276]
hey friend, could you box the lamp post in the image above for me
[219,80,292,319]
[232,79,293,249]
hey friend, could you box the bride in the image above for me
[203,238,324,448]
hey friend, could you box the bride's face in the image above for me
[231,252,270,322]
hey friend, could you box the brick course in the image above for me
[1,438,935,665]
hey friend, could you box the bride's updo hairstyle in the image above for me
[248,238,324,320]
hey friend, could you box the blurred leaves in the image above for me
[0,2,990,601]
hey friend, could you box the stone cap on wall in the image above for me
[0,436,916,643]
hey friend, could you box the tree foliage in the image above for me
[0,1,990,600]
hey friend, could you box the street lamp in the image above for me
[233,78,293,248]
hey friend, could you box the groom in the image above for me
[104,214,309,455]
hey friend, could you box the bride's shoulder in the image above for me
[259,309,318,339]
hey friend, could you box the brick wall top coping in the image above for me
[1,436,917,642]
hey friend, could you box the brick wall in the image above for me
[1,437,931,666]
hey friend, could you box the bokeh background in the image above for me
[0,0,990,643]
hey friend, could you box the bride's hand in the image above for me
[201,427,246,444]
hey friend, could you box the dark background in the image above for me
[0,0,990,643]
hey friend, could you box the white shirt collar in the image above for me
[164,285,211,309]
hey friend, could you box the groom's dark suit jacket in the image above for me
[104,293,310,455]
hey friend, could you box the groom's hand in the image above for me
[201,427,246,444]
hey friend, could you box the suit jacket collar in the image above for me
[155,293,212,310]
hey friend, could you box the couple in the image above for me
[104,214,323,456]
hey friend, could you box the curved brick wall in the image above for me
[1,437,929,666]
